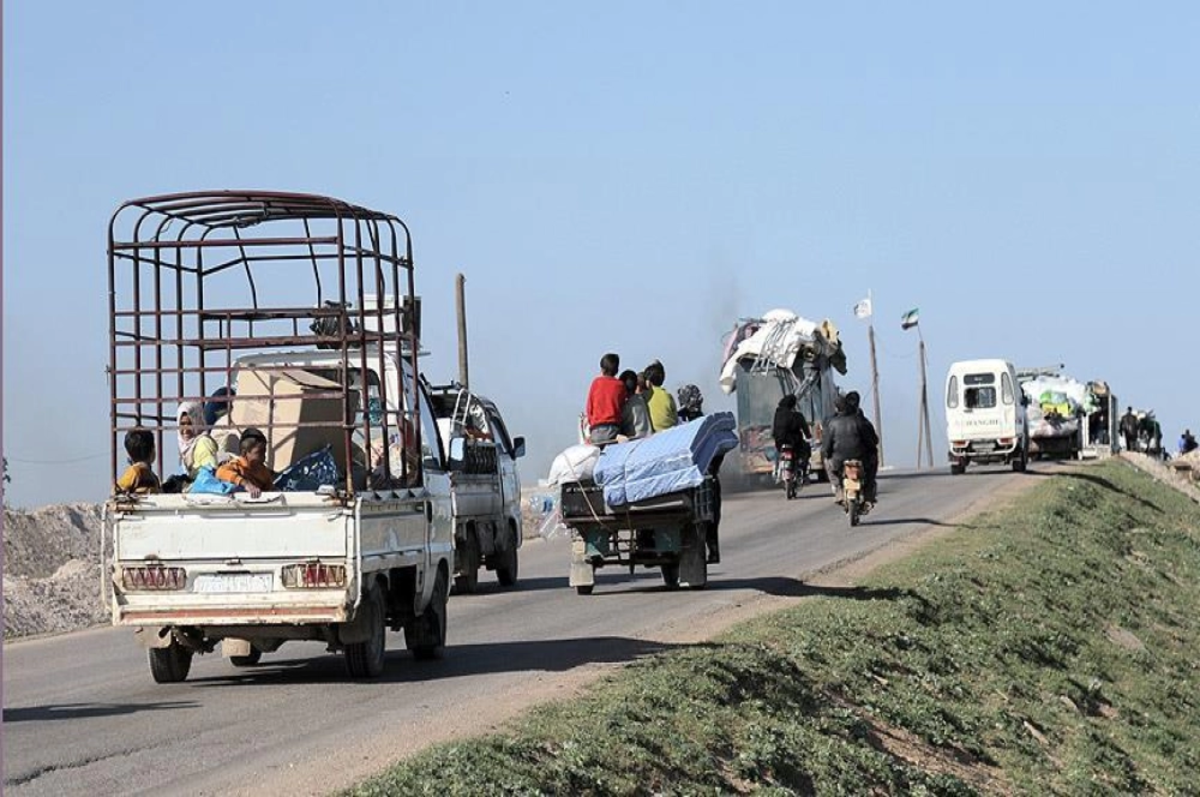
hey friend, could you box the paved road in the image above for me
[3,466,1027,796]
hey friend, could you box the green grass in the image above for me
[347,461,1200,796]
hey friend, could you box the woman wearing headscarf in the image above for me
[177,401,219,479]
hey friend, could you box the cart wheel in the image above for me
[661,563,680,589]
[576,584,595,596]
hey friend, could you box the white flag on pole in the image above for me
[853,296,873,319]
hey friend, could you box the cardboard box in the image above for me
[230,369,356,472]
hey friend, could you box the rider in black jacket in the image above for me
[820,392,879,504]
[772,395,812,460]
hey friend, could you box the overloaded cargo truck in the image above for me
[719,309,846,485]
[105,191,454,683]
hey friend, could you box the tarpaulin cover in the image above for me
[594,412,738,507]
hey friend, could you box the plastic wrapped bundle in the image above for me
[594,412,738,507]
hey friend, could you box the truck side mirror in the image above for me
[512,436,526,459]
[447,436,466,470]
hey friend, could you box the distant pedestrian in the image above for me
[1120,406,1139,452]
[586,353,627,445]
[1181,429,1198,455]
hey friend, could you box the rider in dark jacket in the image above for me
[821,392,879,504]
[772,395,812,461]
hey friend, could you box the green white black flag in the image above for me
[900,307,919,330]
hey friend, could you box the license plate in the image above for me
[194,573,273,594]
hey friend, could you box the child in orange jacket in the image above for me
[216,428,276,498]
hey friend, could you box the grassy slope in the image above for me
[348,461,1200,796]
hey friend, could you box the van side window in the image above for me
[947,376,959,409]
[1001,373,1015,405]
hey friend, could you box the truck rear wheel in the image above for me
[453,532,480,594]
[1012,446,1028,473]
[496,524,519,587]
[407,569,448,660]
[345,586,387,679]
[950,462,966,475]
[230,648,262,667]
[149,640,193,684]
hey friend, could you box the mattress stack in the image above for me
[594,412,738,507]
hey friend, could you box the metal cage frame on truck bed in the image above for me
[107,190,423,494]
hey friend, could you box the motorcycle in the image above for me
[840,458,871,527]
[777,443,809,500]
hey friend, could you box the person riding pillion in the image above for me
[820,392,880,505]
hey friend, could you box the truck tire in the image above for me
[576,584,595,595]
[661,562,680,589]
[496,524,519,587]
[345,586,387,679]
[950,461,966,475]
[407,568,448,661]
[453,531,480,595]
[149,641,193,684]
[230,648,262,667]
[1012,447,1028,473]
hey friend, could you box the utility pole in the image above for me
[455,273,469,390]
[918,334,934,468]
[856,291,885,467]
[868,316,885,468]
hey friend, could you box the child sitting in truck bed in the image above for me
[216,428,276,498]
[115,429,161,495]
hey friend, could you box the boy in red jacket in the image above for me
[586,352,626,445]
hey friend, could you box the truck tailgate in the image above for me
[113,493,349,560]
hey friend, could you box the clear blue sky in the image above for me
[4,2,1196,508]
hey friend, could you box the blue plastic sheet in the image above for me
[594,412,737,506]
[189,466,237,495]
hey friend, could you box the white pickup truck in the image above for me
[426,383,525,593]
[105,190,458,682]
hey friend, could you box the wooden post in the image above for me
[455,273,469,390]
[918,337,934,468]
[868,322,884,467]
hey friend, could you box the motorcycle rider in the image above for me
[820,391,880,506]
[772,394,812,477]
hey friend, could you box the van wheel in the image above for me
[576,584,595,595]
[496,524,519,587]
[950,462,966,475]
[345,585,387,679]
[407,569,448,660]
[149,641,193,684]
[453,532,480,594]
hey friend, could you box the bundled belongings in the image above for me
[593,412,738,507]
[719,309,847,394]
[1021,375,1092,440]
[547,443,602,486]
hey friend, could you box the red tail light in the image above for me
[282,563,346,589]
[998,438,1014,446]
[122,566,187,591]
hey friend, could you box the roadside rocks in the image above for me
[3,503,108,639]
